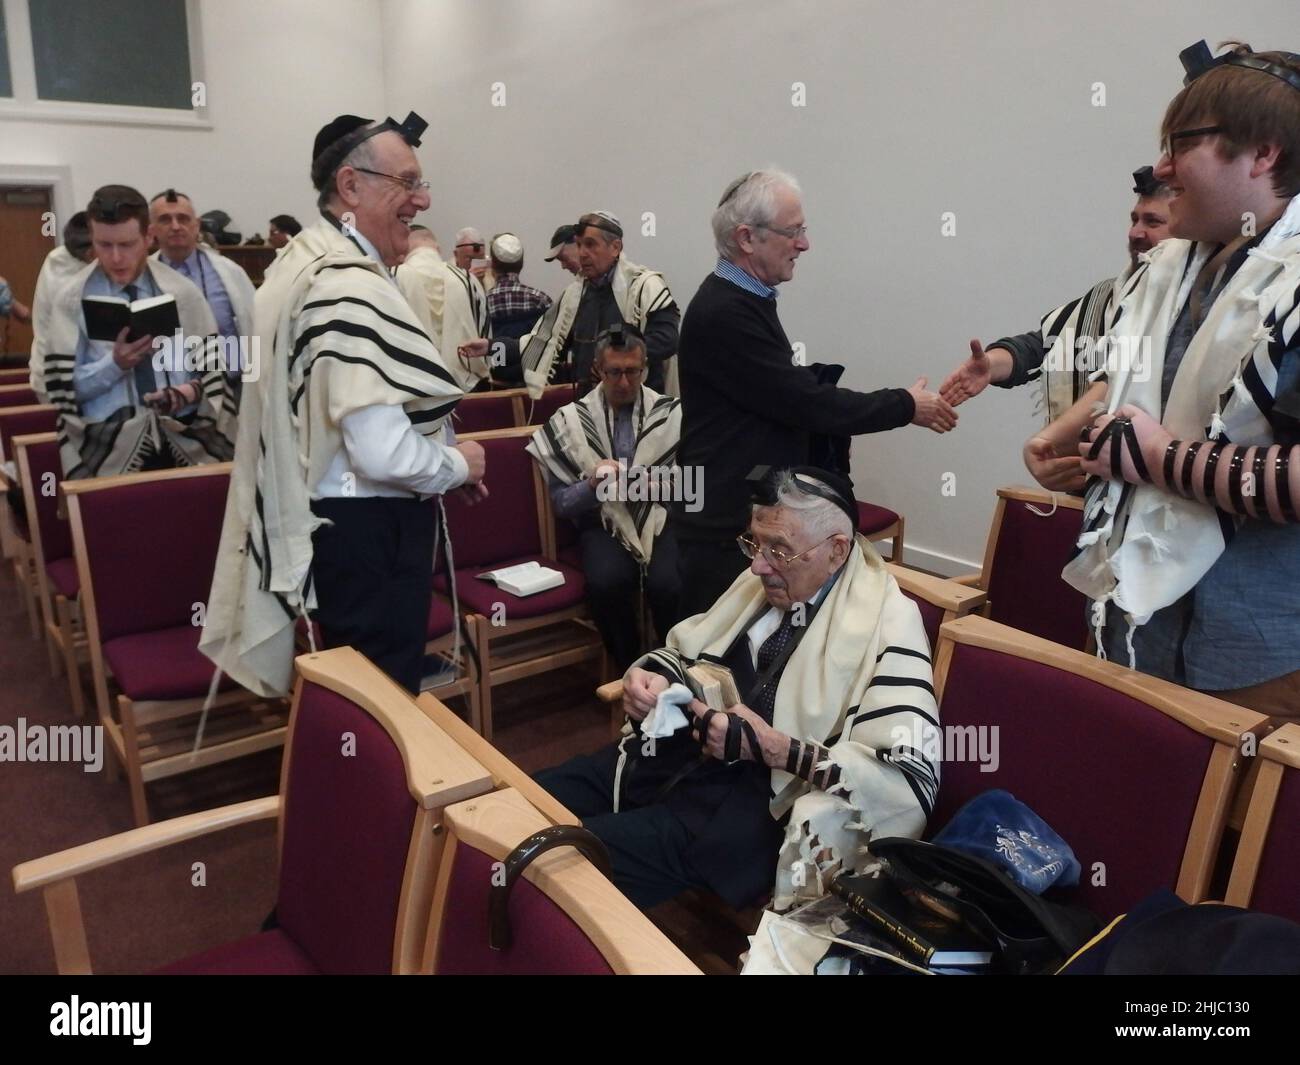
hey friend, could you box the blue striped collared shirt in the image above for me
[714,257,777,300]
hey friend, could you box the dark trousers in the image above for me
[535,745,708,910]
[310,496,433,694]
[675,537,749,623]
[581,523,680,671]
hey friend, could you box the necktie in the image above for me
[753,610,797,721]
[124,282,157,402]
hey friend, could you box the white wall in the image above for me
[1,0,388,239]
[381,0,1293,572]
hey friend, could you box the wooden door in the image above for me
[0,186,56,361]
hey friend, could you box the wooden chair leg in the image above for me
[44,615,62,678]
[56,597,86,718]
[118,697,150,827]
[14,550,41,638]
[475,614,493,743]
[891,517,905,564]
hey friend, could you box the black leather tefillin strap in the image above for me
[1086,415,1151,482]
[691,708,765,765]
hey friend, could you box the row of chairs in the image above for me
[11,645,700,974]
[599,612,1297,928]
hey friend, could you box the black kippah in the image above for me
[311,114,374,190]
[747,464,859,532]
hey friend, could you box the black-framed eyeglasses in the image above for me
[737,532,834,569]
[352,167,431,193]
[600,366,645,381]
[1162,125,1225,157]
[752,221,808,240]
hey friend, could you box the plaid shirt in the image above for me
[488,272,552,321]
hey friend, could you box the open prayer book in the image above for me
[82,293,180,343]
[476,560,565,597]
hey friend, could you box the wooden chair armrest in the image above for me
[949,572,984,587]
[12,795,279,975]
[886,563,989,615]
[13,795,280,895]
[596,680,625,704]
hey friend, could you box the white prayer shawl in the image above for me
[518,255,676,399]
[199,219,464,697]
[395,247,491,392]
[1064,195,1300,640]
[30,245,88,398]
[525,386,681,564]
[42,258,236,479]
[151,247,257,377]
[632,536,940,909]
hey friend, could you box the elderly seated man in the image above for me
[527,324,681,671]
[536,466,939,911]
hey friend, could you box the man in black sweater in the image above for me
[674,169,956,618]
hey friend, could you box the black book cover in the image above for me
[82,294,181,343]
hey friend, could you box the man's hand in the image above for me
[455,483,490,505]
[587,458,621,489]
[623,667,669,722]
[9,298,32,324]
[143,382,198,415]
[112,327,154,371]
[907,376,958,433]
[939,339,996,406]
[688,699,774,764]
[457,338,491,360]
[1080,405,1172,486]
[455,440,486,483]
[1024,435,1086,493]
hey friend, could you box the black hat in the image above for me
[310,110,429,191]
[747,465,859,532]
[1132,166,1164,197]
[545,224,577,261]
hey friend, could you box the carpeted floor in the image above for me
[0,562,612,974]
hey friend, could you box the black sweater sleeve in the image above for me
[989,329,1047,389]
[694,301,914,433]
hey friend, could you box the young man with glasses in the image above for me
[527,325,681,671]
[535,465,938,911]
[202,113,484,698]
[673,169,957,619]
[1027,40,1300,722]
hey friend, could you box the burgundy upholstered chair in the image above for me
[0,384,39,408]
[930,615,1267,922]
[1226,724,1300,923]
[11,647,496,974]
[14,432,85,716]
[450,389,520,434]
[885,562,986,654]
[63,463,282,825]
[0,405,58,627]
[954,485,1090,650]
[425,788,699,975]
[856,500,904,562]
[440,426,603,740]
[519,383,579,426]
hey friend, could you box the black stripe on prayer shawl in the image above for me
[407,400,463,426]
[1240,358,1275,416]
[877,747,935,819]
[301,294,429,344]
[292,350,446,412]
[576,404,605,457]
[254,483,275,591]
[290,318,459,389]
[876,645,932,664]
[643,288,674,315]
[866,674,936,697]
[850,703,939,732]
[542,418,585,480]
[244,535,297,622]
[1264,285,1300,369]
[1042,296,1085,344]
[890,745,939,794]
